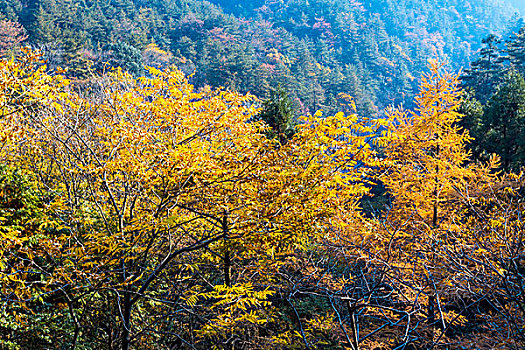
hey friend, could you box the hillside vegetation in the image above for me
[2,1,525,349]
[2,48,525,350]
[0,0,521,115]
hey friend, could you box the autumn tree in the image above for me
[0,20,27,56]
[4,45,525,350]
[142,42,172,70]
[446,172,525,348]
[0,51,74,348]
[371,59,497,348]
[0,51,384,350]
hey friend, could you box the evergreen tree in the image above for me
[0,0,22,21]
[1,0,520,116]
[258,85,294,144]
[99,41,143,75]
[507,26,525,76]
[61,36,92,78]
[483,70,525,171]
[462,34,506,103]
[32,1,60,44]
[458,90,484,161]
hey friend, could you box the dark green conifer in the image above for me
[258,85,295,144]
[483,70,525,171]
[462,34,506,103]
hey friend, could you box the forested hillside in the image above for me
[459,21,525,172]
[3,1,525,350]
[3,47,525,350]
[0,0,521,115]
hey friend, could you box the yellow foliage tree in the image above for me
[0,51,384,349]
[375,59,498,347]
[5,50,523,350]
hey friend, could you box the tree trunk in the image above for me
[428,145,439,337]
[122,292,132,350]
[224,249,231,287]
[222,212,231,287]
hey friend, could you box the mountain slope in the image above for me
[0,0,521,116]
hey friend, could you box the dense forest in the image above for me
[0,0,522,116]
[2,1,525,350]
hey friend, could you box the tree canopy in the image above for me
[0,0,521,117]
[1,45,525,350]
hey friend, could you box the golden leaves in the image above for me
[9,49,520,349]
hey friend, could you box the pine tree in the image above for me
[99,41,143,75]
[458,90,485,161]
[507,26,525,76]
[483,69,525,171]
[61,36,92,78]
[462,34,506,103]
[258,84,294,144]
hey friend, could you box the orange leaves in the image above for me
[4,44,525,349]
[8,50,504,349]
[381,59,479,226]
[0,51,385,343]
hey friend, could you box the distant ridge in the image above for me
[0,0,522,115]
